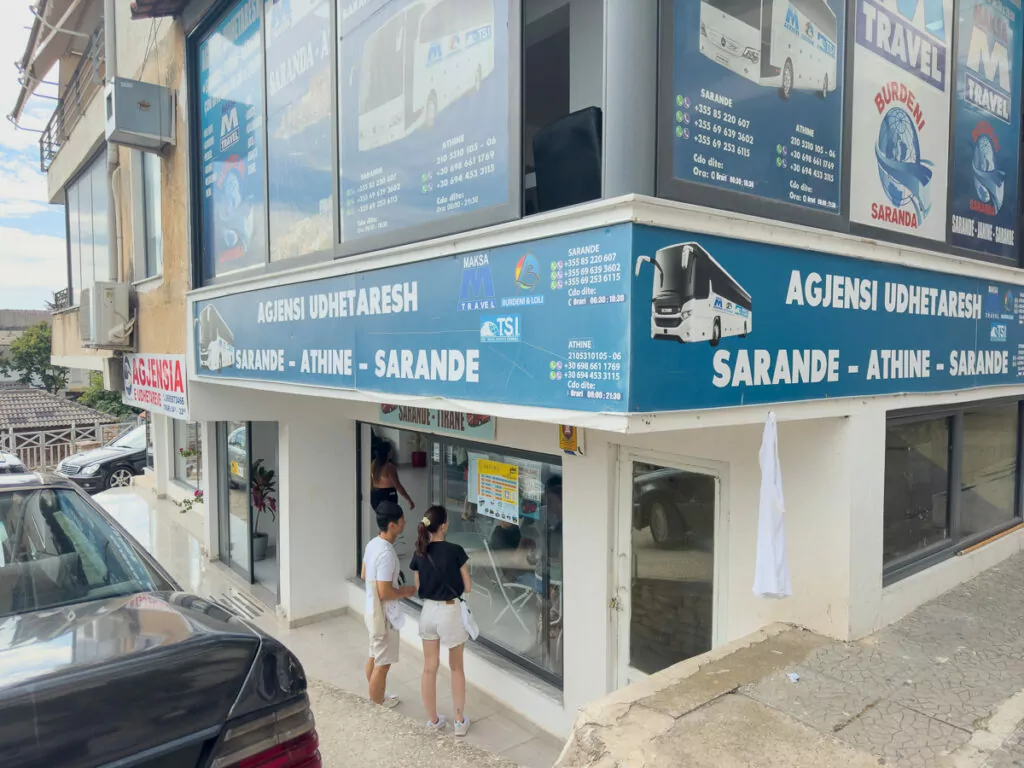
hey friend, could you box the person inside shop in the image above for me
[361,501,416,708]
[410,505,473,736]
[370,439,415,512]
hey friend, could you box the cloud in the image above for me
[0,6,65,312]
[0,225,67,308]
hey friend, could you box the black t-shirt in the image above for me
[410,541,469,601]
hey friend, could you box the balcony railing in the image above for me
[0,420,136,471]
[39,23,105,172]
[51,288,70,311]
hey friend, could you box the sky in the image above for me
[0,6,67,311]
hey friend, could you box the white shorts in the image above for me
[419,600,469,648]
[368,628,400,666]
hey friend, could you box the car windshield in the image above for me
[0,487,173,619]
[110,425,146,451]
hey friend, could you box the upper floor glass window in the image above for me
[197,0,267,282]
[265,0,334,262]
[65,154,111,306]
[140,151,164,280]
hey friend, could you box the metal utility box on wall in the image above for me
[105,77,175,153]
[84,282,133,349]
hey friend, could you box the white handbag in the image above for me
[459,598,480,640]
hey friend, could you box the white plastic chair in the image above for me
[483,539,535,635]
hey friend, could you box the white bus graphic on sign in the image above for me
[196,305,236,372]
[635,242,752,346]
[699,0,838,99]
[355,0,496,151]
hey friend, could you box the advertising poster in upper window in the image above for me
[848,0,954,242]
[668,0,847,214]
[265,0,335,262]
[337,0,517,253]
[199,0,267,280]
[949,0,1022,259]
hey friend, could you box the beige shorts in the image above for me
[368,627,400,666]
[419,600,469,648]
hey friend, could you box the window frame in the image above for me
[135,150,164,282]
[186,0,524,287]
[883,398,1024,585]
[356,421,564,688]
[63,150,108,307]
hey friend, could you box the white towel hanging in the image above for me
[753,411,792,599]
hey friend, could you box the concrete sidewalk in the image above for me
[560,552,1024,768]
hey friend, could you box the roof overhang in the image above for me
[11,0,101,121]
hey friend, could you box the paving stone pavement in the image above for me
[740,552,1024,768]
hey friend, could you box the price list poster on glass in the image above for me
[668,0,846,213]
[849,0,954,242]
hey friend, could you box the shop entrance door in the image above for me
[614,454,724,688]
[218,421,253,583]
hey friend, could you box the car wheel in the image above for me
[710,317,722,347]
[107,466,134,489]
[647,493,687,549]
[820,73,828,100]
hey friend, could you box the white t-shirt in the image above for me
[363,536,405,630]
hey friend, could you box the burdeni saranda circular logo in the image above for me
[971,123,1005,216]
[875,104,933,229]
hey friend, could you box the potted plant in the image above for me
[250,459,277,562]
[174,489,204,515]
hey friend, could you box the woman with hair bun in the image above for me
[409,505,472,736]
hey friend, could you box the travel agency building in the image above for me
[173,0,1024,738]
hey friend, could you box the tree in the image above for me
[78,372,140,419]
[0,322,69,394]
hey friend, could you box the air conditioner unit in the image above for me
[105,77,176,153]
[85,281,134,349]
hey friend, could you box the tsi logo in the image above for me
[991,323,1008,342]
[480,315,521,343]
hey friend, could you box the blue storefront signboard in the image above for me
[193,226,632,411]
[199,0,267,280]
[668,0,846,213]
[629,225,1024,412]
[337,0,516,253]
[194,223,1024,415]
[949,0,1022,259]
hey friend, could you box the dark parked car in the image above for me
[55,424,150,493]
[633,467,715,549]
[0,453,26,475]
[0,473,321,767]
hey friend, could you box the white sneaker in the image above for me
[426,714,447,730]
[454,717,470,737]
[382,693,400,709]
